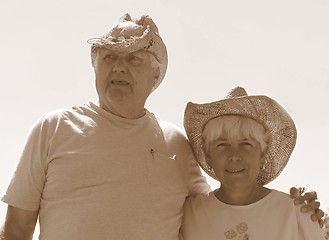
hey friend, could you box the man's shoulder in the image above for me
[155,118,190,143]
[156,118,185,136]
[41,103,91,121]
[29,103,94,132]
[184,192,212,216]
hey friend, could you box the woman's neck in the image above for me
[214,185,271,205]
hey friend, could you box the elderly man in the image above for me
[0,13,323,240]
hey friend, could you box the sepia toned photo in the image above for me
[1,1,328,239]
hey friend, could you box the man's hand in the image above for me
[290,186,325,228]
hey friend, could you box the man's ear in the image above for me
[155,67,160,80]
[91,48,101,68]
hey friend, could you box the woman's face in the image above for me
[206,131,264,191]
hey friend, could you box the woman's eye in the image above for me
[241,142,253,147]
[216,143,229,148]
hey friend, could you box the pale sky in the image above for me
[1,0,328,238]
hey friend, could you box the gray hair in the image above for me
[202,115,271,157]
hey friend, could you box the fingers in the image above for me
[289,186,310,200]
[298,200,320,213]
[289,186,326,225]
[291,187,318,205]
[304,191,317,203]
[296,192,318,205]
[311,208,325,222]
[318,219,324,229]
[289,187,300,198]
[290,186,325,225]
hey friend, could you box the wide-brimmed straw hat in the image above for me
[88,13,168,92]
[183,86,297,185]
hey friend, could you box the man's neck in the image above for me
[99,101,146,119]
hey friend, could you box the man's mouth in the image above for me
[111,80,129,85]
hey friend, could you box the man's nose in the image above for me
[112,59,127,73]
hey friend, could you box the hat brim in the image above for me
[184,95,297,185]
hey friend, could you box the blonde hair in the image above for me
[202,115,271,155]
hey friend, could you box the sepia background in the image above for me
[1,0,328,238]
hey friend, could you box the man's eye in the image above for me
[128,56,142,64]
[104,55,117,61]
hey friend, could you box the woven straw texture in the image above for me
[184,87,297,185]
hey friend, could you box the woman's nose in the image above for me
[229,155,242,162]
[228,149,242,162]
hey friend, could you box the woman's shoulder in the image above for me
[271,189,293,199]
[266,189,296,207]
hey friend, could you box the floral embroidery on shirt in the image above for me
[224,229,237,239]
[224,222,249,239]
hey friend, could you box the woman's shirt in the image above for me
[181,189,325,240]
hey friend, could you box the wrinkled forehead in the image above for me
[95,48,157,66]
[98,47,150,56]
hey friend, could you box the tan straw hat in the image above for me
[88,13,168,92]
[183,86,297,185]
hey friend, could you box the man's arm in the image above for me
[290,187,325,227]
[0,205,38,240]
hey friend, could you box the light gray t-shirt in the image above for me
[2,102,210,240]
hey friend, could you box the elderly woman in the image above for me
[181,86,325,240]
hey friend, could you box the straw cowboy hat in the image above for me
[184,86,297,185]
[88,13,168,92]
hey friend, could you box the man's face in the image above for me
[93,48,159,117]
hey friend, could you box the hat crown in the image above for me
[111,18,142,39]
[88,13,162,50]
[226,86,248,99]
[105,13,155,42]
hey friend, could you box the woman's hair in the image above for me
[202,115,271,155]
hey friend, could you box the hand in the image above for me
[290,186,325,228]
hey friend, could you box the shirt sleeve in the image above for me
[2,115,50,211]
[170,123,211,196]
[295,204,326,240]
[183,140,211,196]
[158,118,211,196]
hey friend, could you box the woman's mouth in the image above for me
[226,168,245,174]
